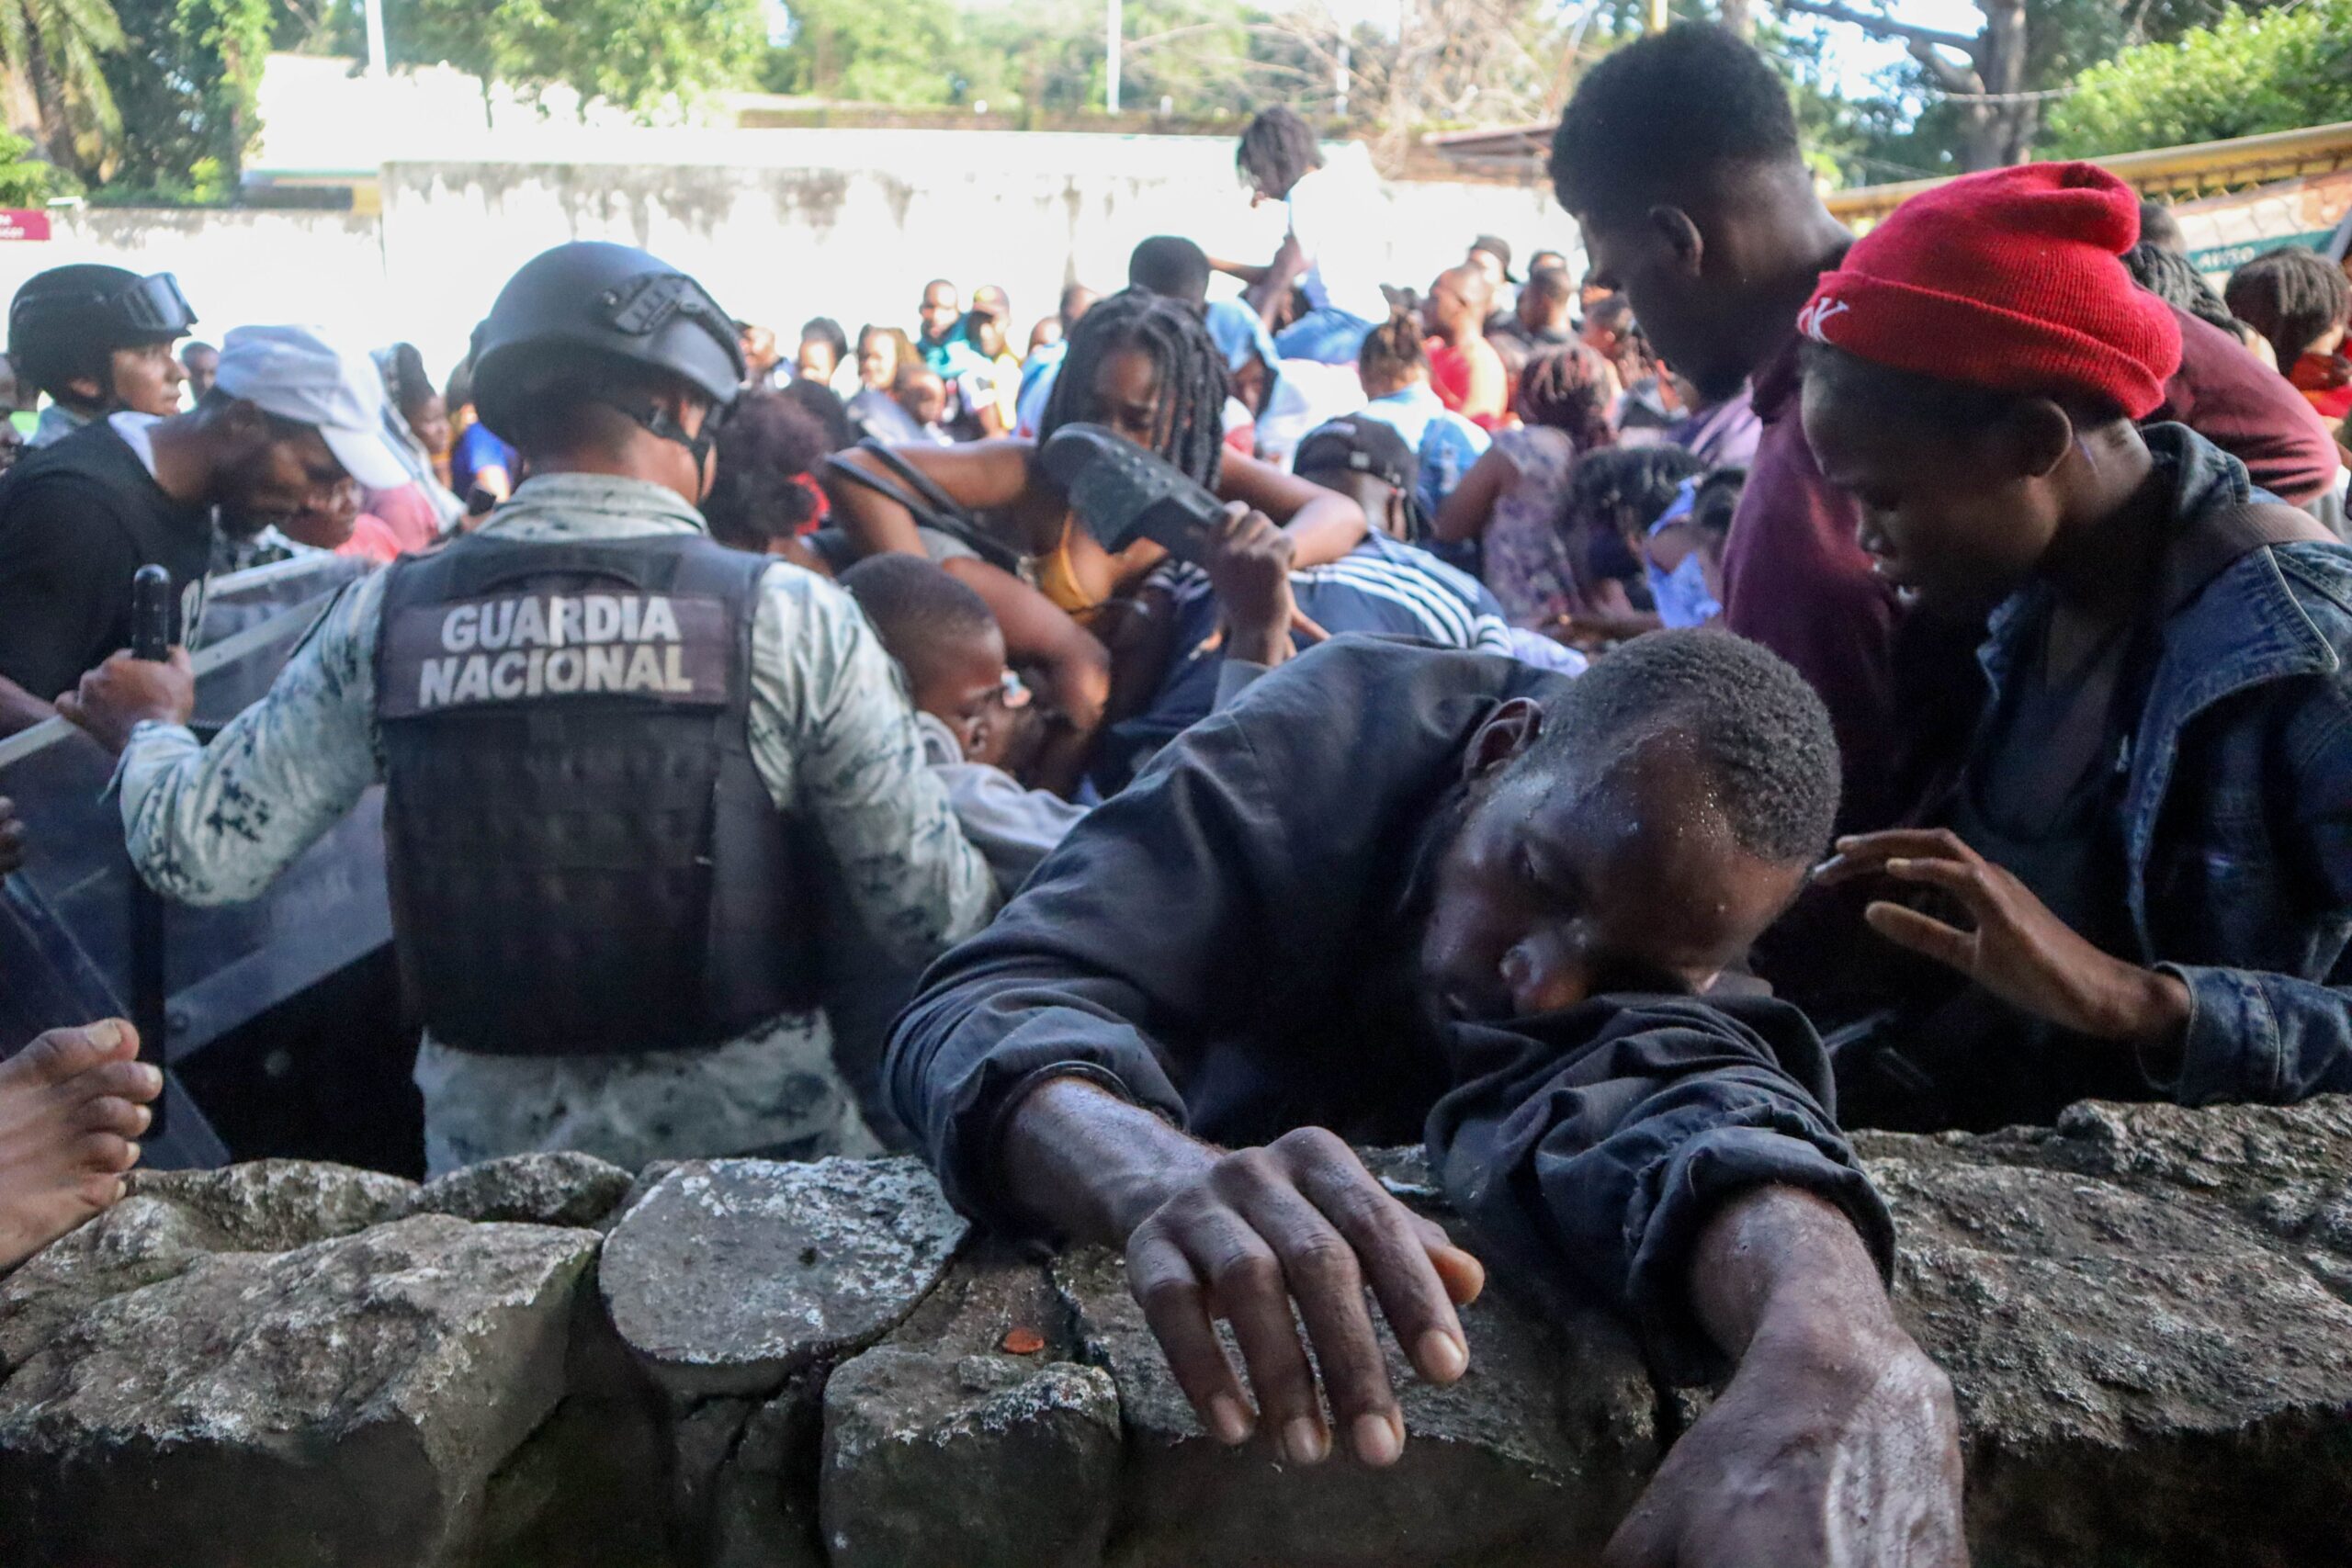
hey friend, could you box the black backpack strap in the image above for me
[820,441,1023,572]
[2160,499,2339,615]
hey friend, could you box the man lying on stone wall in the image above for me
[888,628,1967,1566]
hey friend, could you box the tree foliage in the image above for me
[0,0,124,181]
[95,0,270,201]
[386,0,767,117]
[2042,0,2352,156]
[763,0,970,107]
[0,123,52,201]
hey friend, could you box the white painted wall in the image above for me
[0,208,390,362]
[0,133,1584,388]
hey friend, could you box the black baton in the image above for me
[128,564,171,1137]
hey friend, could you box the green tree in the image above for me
[2043,0,2352,156]
[96,0,270,202]
[388,0,767,118]
[0,0,124,182]
[763,0,974,107]
[0,124,52,201]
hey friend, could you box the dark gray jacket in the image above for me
[888,637,1889,1380]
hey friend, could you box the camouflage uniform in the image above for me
[114,473,997,1175]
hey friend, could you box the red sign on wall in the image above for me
[0,209,51,242]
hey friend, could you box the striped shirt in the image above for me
[1096,536,1516,787]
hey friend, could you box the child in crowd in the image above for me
[1638,466,1745,629]
[838,553,1086,897]
[891,365,956,446]
[1557,444,1706,645]
[1354,312,1489,520]
[703,390,839,577]
[1797,161,2352,1128]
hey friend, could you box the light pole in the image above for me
[1106,0,1123,113]
[363,0,390,76]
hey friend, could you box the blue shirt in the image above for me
[450,422,517,500]
[1358,384,1491,518]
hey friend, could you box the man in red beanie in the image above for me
[1800,161,2352,1131]
[1549,24,2340,841]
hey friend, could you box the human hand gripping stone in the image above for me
[1121,1125,1486,1467]
[1001,1079,1485,1470]
[1603,1187,1968,1568]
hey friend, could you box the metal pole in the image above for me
[1106,0,1123,114]
[1645,0,1668,32]
[363,0,390,76]
[1336,39,1350,119]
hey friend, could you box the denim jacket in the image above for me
[1976,425,2352,1106]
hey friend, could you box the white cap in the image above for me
[212,325,410,491]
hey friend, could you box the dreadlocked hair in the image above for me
[2123,242,2242,341]
[2224,247,2351,369]
[1237,106,1324,197]
[1038,286,1228,491]
[1518,342,1618,452]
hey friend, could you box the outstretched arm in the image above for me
[1424,994,1962,1567]
[1604,1186,1964,1567]
[947,558,1111,798]
[1218,449,1366,568]
[61,579,388,907]
[822,439,1046,560]
[1820,824,2352,1107]
[1430,444,1519,545]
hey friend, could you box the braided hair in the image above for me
[1038,286,1229,491]
[2123,242,2241,341]
[1237,106,1324,198]
[2224,247,2351,368]
[1518,342,1618,452]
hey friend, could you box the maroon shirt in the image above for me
[1721,331,1904,829]
[2154,305,2341,508]
[1723,310,2343,831]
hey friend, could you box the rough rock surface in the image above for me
[1860,1100,2352,1567]
[0,1213,596,1568]
[1055,1148,1662,1568]
[600,1156,967,1400]
[416,1151,635,1230]
[3,1102,2351,1566]
[129,1157,420,1248]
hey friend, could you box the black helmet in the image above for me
[469,243,744,446]
[7,265,198,399]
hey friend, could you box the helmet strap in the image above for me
[597,394,714,470]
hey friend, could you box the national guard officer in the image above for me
[61,243,998,1174]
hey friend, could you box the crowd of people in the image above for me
[3,20,2352,1562]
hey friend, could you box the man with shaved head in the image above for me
[1424,265,1508,426]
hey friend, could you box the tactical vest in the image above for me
[374,532,818,1056]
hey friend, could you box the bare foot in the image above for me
[0,1021,160,1269]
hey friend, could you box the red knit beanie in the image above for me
[1796,162,2182,419]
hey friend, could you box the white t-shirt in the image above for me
[1284,154,1392,325]
[107,411,162,479]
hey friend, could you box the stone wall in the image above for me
[6,1097,2351,1566]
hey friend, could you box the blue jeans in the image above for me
[1274,307,1377,366]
